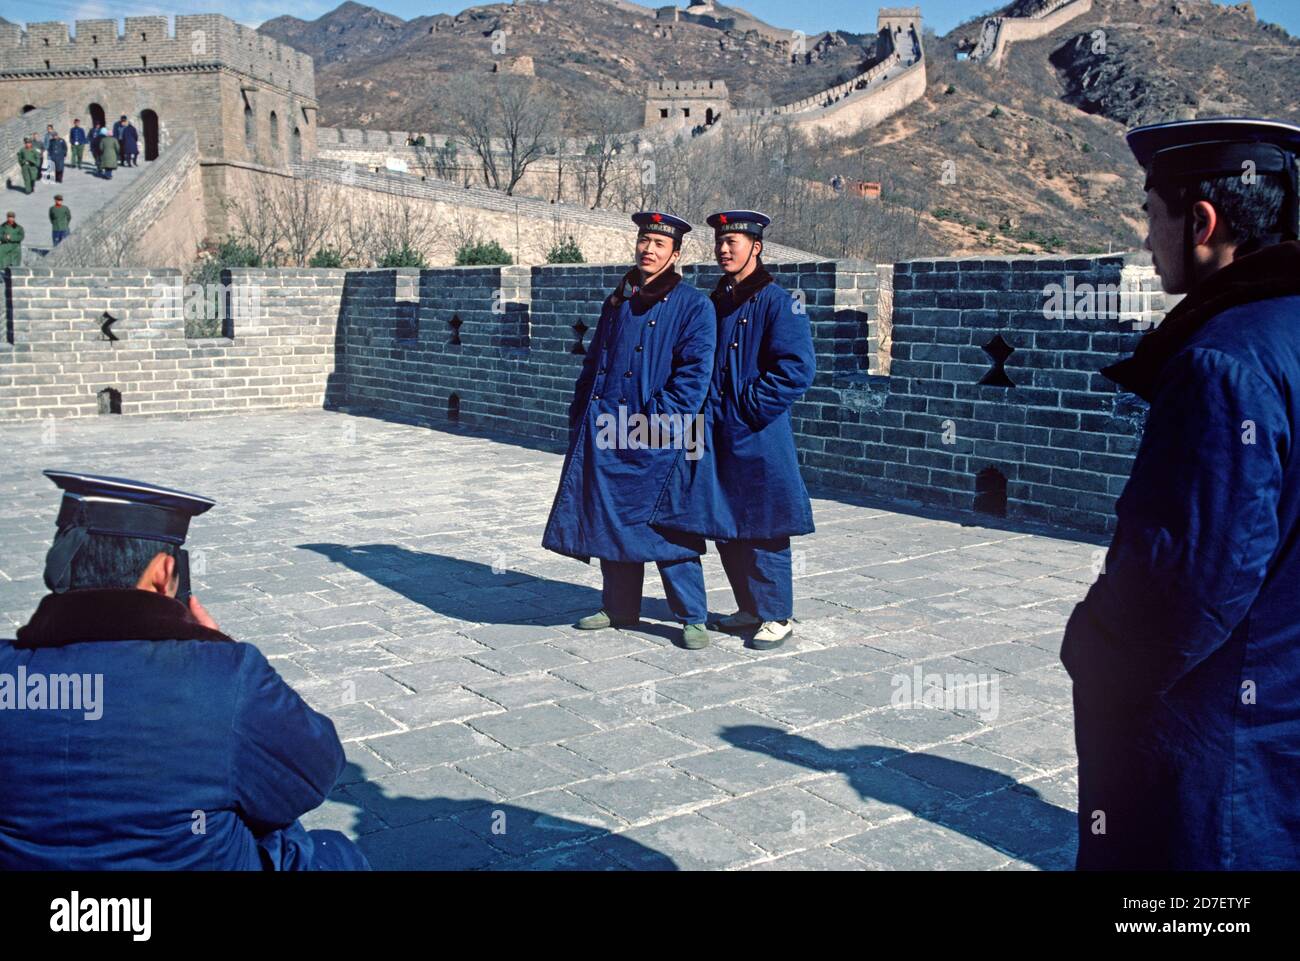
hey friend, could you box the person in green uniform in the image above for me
[0,212,24,267]
[49,195,71,246]
[98,130,120,180]
[17,138,40,194]
[69,119,86,169]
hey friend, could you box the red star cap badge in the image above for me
[651,213,663,223]
[719,214,728,224]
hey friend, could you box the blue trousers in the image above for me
[258,820,371,871]
[601,557,707,624]
[717,537,793,621]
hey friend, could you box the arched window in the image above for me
[291,126,302,162]
[141,109,160,161]
[269,111,280,153]
[244,104,255,153]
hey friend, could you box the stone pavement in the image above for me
[3,156,150,256]
[0,409,1104,870]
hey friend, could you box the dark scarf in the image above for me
[711,262,774,317]
[608,266,682,316]
[1104,240,1300,401]
[13,589,234,650]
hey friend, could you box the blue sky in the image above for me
[2,0,1296,37]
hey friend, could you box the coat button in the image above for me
[599,367,607,374]
[624,371,632,377]
[740,318,747,325]
[593,393,602,400]
[648,321,656,327]
[731,342,738,349]
[635,345,643,352]
[619,397,626,404]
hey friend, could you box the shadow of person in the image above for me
[719,725,1074,870]
[298,542,688,629]
[326,762,677,870]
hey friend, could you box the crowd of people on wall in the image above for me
[4,114,145,265]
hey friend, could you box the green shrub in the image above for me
[546,236,585,264]
[184,239,264,338]
[988,105,1002,118]
[455,240,513,266]
[377,245,428,268]
[309,247,344,268]
[944,84,956,95]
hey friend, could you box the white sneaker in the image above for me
[750,619,793,650]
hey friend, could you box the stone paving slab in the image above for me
[0,409,1102,870]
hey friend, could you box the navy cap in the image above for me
[632,211,691,242]
[41,470,215,593]
[706,210,771,238]
[1127,118,1300,240]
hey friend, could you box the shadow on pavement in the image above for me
[329,762,677,870]
[722,725,1075,870]
[298,541,689,628]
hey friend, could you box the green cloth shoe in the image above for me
[681,623,711,650]
[575,610,637,630]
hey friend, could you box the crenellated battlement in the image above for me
[646,79,728,98]
[0,14,314,98]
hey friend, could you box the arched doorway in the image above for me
[21,104,36,114]
[88,102,106,130]
[141,109,159,160]
[291,126,301,162]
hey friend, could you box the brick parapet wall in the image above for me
[1,254,1174,533]
[0,266,344,419]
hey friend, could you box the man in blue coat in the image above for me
[1061,118,1300,869]
[120,118,140,167]
[652,211,816,650]
[0,470,369,871]
[543,212,716,649]
[69,118,87,169]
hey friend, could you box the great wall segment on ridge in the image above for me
[643,7,926,141]
[0,7,935,270]
[965,0,1093,68]
[0,3,1208,536]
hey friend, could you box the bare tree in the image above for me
[366,191,443,265]
[221,175,288,266]
[274,178,341,267]
[445,74,557,196]
[573,93,636,209]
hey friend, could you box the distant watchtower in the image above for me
[877,6,922,36]
[644,79,730,127]
[0,14,318,169]
[876,7,923,62]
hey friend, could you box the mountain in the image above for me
[257,0,874,130]
[258,0,1299,258]
[890,0,1300,254]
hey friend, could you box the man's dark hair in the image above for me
[1155,173,1290,250]
[68,534,175,591]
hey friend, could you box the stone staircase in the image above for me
[2,156,153,260]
